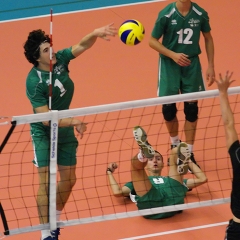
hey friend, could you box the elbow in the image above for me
[149,37,156,49]
[113,193,124,197]
[200,175,208,184]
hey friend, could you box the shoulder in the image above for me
[158,3,176,19]
[191,2,209,19]
[26,68,44,85]
[56,47,75,62]
[229,140,240,155]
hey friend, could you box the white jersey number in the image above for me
[177,28,193,44]
[54,79,67,97]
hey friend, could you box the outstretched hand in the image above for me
[215,71,235,92]
[94,23,117,41]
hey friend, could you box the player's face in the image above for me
[37,42,56,67]
[146,153,164,173]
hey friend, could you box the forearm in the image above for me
[43,117,82,127]
[205,37,214,67]
[149,37,174,59]
[71,31,98,57]
[219,91,234,127]
[79,31,98,50]
[58,117,82,127]
[107,171,124,196]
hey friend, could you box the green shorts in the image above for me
[31,127,78,167]
[157,56,205,97]
[136,178,188,219]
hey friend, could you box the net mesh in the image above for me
[0,88,240,235]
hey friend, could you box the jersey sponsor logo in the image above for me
[171,19,177,25]
[153,177,164,184]
[188,18,200,27]
[54,64,65,75]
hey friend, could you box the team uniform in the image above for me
[125,176,188,219]
[151,2,211,97]
[26,47,78,167]
[225,140,240,239]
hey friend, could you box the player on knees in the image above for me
[215,71,240,239]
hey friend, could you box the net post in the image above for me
[49,110,58,231]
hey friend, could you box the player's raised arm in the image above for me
[71,23,117,57]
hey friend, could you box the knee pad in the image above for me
[162,103,177,121]
[184,102,198,122]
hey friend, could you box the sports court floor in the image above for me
[0,0,240,239]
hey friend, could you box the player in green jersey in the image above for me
[215,71,240,239]
[107,126,207,219]
[23,24,117,240]
[149,0,215,173]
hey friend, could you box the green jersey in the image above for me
[151,2,211,58]
[26,47,75,138]
[125,176,188,219]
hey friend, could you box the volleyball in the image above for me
[118,19,145,46]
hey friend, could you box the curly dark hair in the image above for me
[23,29,50,66]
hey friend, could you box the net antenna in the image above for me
[49,9,53,111]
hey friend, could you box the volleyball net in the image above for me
[0,87,240,237]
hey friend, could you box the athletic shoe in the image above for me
[177,142,191,175]
[133,126,155,159]
[167,141,181,166]
[42,236,53,240]
[188,152,201,174]
[51,228,60,240]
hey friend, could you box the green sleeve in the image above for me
[151,13,167,40]
[56,47,75,66]
[201,11,211,33]
[124,181,134,191]
[26,74,48,109]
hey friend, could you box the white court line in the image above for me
[0,0,166,23]
[119,221,229,240]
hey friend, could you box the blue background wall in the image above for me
[0,0,157,21]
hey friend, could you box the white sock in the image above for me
[41,230,51,239]
[137,151,147,162]
[56,210,61,221]
[170,136,180,145]
[188,144,193,153]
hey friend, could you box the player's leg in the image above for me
[53,139,78,239]
[57,164,77,211]
[132,126,154,196]
[158,58,182,148]
[182,56,205,172]
[32,136,53,240]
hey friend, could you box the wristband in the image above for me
[106,168,113,173]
